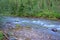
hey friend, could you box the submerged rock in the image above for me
[9,37,17,40]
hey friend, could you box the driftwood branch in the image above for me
[1,30,9,40]
[3,33,9,40]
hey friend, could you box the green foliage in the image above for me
[0,0,60,19]
[0,31,4,40]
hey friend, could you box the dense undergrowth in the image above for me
[0,0,60,20]
[1,9,60,20]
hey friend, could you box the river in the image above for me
[0,16,60,40]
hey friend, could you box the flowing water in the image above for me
[0,16,60,40]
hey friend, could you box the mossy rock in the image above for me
[16,24,20,27]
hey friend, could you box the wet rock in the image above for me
[51,28,57,32]
[9,37,17,40]
[8,32,14,36]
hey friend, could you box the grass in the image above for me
[0,31,4,40]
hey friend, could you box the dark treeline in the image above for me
[0,0,60,19]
